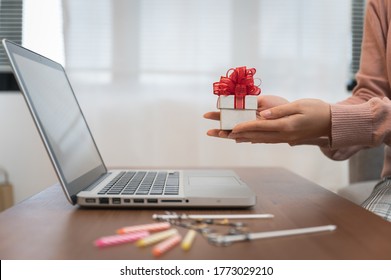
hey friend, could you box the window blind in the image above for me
[347,0,366,91]
[0,0,23,71]
[0,0,23,90]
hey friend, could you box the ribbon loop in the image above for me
[213,66,261,109]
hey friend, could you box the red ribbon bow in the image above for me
[213,66,261,109]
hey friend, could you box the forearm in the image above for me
[293,97,391,161]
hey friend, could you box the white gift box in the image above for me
[217,95,258,130]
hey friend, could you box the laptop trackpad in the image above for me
[188,176,241,186]
[186,176,246,197]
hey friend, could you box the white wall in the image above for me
[0,93,57,204]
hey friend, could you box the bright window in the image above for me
[19,0,351,101]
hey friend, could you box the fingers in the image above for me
[232,118,287,133]
[257,95,290,111]
[203,111,220,121]
[230,132,291,144]
[207,129,281,143]
[206,129,231,138]
[204,101,296,142]
[206,118,290,143]
[259,102,300,120]
[205,112,232,139]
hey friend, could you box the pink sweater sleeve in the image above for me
[297,0,391,164]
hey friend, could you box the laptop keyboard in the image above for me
[98,171,180,196]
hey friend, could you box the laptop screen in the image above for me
[4,40,106,203]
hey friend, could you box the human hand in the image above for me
[204,95,289,138]
[229,98,331,144]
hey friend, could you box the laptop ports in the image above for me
[161,199,182,203]
[85,198,96,203]
[133,199,144,203]
[112,198,121,204]
[99,198,109,204]
[147,199,158,204]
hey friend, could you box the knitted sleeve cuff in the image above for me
[330,103,373,148]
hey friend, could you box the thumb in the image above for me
[259,103,298,119]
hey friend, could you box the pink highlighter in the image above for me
[94,231,150,248]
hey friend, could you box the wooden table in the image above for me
[1,167,391,260]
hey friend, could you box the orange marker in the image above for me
[152,234,182,257]
[116,222,171,234]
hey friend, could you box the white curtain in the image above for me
[22,0,64,65]
[61,0,350,102]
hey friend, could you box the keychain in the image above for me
[153,211,272,244]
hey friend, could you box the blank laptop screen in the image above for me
[6,41,106,201]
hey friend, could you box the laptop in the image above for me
[2,39,256,208]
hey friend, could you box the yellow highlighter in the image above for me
[181,229,197,251]
[136,228,178,247]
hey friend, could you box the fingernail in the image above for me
[260,110,272,118]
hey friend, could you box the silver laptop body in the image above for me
[3,39,256,208]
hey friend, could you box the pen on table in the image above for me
[94,231,149,248]
[152,213,274,220]
[181,229,197,251]
[208,224,337,246]
[116,222,171,234]
[136,228,178,247]
[152,234,182,257]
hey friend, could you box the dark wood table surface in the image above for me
[1,167,391,260]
